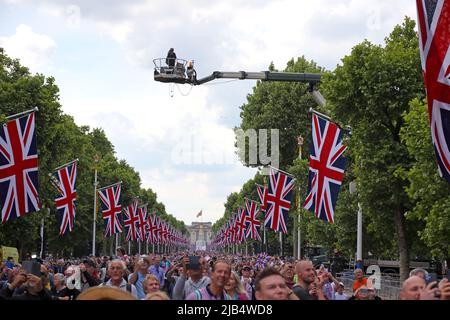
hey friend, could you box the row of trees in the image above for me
[213,18,449,281]
[0,48,188,259]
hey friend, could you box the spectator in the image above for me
[100,259,137,298]
[409,268,428,279]
[352,268,368,293]
[128,258,149,299]
[80,259,101,291]
[149,256,165,289]
[400,275,439,300]
[225,271,249,300]
[186,260,231,300]
[240,265,254,298]
[334,282,348,300]
[1,269,52,300]
[172,256,210,300]
[280,262,295,290]
[116,247,129,263]
[51,273,80,300]
[254,268,298,300]
[143,274,160,296]
[293,260,325,300]
[349,285,371,300]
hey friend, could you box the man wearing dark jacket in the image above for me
[166,48,176,67]
[1,271,52,300]
[80,259,101,291]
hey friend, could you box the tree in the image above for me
[236,57,325,169]
[0,48,186,257]
[321,17,424,281]
[400,99,450,260]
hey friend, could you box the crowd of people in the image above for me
[1,248,449,301]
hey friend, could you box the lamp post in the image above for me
[92,154,99,256]
[349,181,362,262]
[297,136,303,260]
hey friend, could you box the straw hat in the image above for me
[77,286,136,300]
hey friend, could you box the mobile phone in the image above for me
[425,273,437,285]
[23,260,41,277]
[187,256,200,270]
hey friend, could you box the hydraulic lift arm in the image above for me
[193,70,326,106]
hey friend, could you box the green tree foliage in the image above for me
[0,48,186,258]
[400,99,450,259]
[236,57,325,169]
[321,17,424,280]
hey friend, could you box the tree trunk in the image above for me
[394,209,409,282]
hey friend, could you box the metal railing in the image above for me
[336,270,402,300]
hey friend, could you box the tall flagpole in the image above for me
[297,136,303,260]
[92,155,99,256]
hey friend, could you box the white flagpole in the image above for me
[92,155,99,256]
[128,241,131,255]
[5,106,39,120]
[297,136,303,260]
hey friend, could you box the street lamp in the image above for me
[297,135,303,260]
[92,154,100,256]
[349,181,362,263]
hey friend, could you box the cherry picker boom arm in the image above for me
[193,71,326,106]
[194,71,321,85]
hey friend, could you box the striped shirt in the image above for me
[186,284,231,300]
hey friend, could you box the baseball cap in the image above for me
[338,282,345,287]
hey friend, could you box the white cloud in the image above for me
[0,24,56,71]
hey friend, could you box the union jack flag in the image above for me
[0,112,40,223]
[154,216,162,243]
[416,0,450,183]
[264,168,295,233]
[137,205,147,241]
[303,113,347,223]
[255,183,268,212]
[245,198,261,241]
[98,182,122,237]
[52,160,77,235]
[146,212,157,243]
[235,207,247,244]
[123,199,140,241]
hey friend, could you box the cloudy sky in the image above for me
[0,0,416,225]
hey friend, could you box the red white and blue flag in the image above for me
[154,216,162,243]
[98,182,122,237]
[0,112,40,223]
[245,198,261,241]
[303,113,347,223]
[137,205,148,241]
[123,198,140,241]
[255,183,268,212]
[146,212,157,243]
[52,160,77,235]
[235,207,247,244]
[264,168,295,234]
[416,0,450,183]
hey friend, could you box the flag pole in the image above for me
[309,107,333,122]
[297,136,303,260]
[98,181,122,191]
[92,155,99,256]
[53,159,79,171]
[268,165,296,179]
[5,106,39,120]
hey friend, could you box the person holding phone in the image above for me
[172,255,210,300]
[1,266,52,300]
